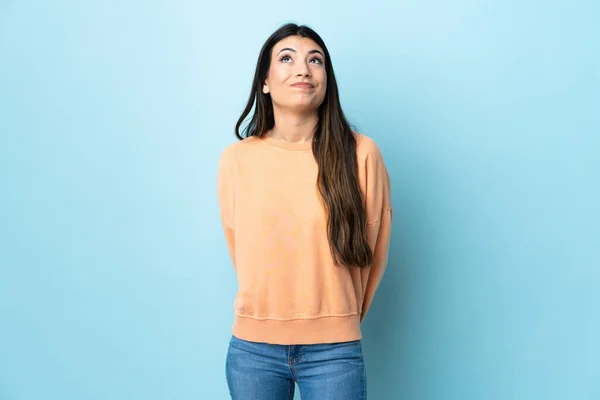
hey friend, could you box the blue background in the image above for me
[1,1,598,399]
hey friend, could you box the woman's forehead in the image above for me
[273,36,323,53]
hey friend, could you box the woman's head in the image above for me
[236,23,341,139]
[236,23,373,269]
[262,34,327,114]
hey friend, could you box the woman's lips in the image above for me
[291,83,314,89]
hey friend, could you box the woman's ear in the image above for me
[262,81,270,94]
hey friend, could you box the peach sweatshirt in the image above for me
[217,133,392,345]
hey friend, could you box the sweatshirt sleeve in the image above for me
[217,148,236,271]
[359,139,393,323]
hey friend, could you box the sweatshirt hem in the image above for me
[232,313,363,345]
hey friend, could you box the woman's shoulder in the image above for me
[220,135,261,160]
[354,132,384,160]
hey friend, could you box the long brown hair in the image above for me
[235,23,373,269]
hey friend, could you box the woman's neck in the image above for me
[267,108,319,144]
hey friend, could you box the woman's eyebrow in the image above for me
[277,47,324,57]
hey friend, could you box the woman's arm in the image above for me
[359,137,393,323]
[217,149,236,271]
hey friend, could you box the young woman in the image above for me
[217,23,392,400]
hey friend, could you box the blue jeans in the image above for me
[226,334,367,399]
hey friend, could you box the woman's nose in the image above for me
[295,61,311,77]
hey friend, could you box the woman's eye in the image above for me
[280,55,323,64]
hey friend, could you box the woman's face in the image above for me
[263,36,327,113]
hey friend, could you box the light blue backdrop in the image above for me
[1,1,598,399]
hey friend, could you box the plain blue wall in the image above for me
[1,1,598,399]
